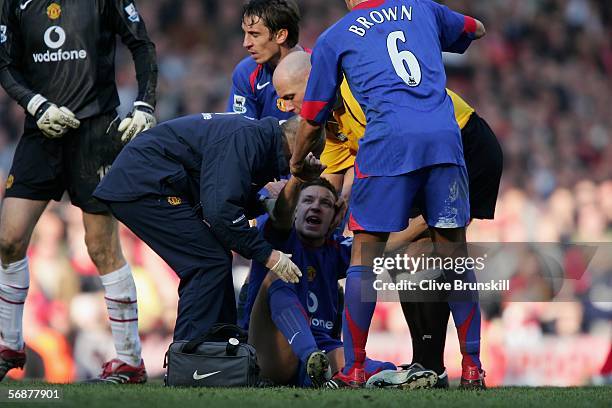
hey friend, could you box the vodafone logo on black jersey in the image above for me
[32,26,87,63]
[44,26,65,48]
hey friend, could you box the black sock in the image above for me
[417,301,450,375]
[401,301,424,365]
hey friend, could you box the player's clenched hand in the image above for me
[291,153,326,182]
[27,94,80,139]
[266,250,302,283]
[118,101,157,142]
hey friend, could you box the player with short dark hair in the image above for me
[0,0,157,384]
[227,0,304,119]
[291,0,486,388]
[244,0,300,49]
[245,176,435,388]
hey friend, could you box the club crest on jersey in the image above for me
[232,95,247,114]
[124,3,140,23]
[167,196,182,206]
[0,25,7,43]
[5,174,14,189]
[307,266,317,282]
[47,3,61,20]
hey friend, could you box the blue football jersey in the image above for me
[227,56,294,121]
[241,223,352,339]
[302,0,477,176]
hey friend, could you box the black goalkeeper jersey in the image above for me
[0,0,157,119]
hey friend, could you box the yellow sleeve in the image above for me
[447,89,475,130]
[336,78,365,152]
[321,77,366,173]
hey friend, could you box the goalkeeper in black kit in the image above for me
[0,0,157,384]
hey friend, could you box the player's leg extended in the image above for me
[341,231,387,380]
[430,230,484,389]
[424,163,484,388]
[430,228,483,380]
[0,198,48,380]
[341,169,420,386]
[82,212,144,371]
[391,217,451,378]
[66,111,144,380]
[248,272,318,385]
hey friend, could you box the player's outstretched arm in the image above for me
[269,177,304,233]
[291,120,326,179]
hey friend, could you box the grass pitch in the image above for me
[0,381,610,408]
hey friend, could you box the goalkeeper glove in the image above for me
[118,101,156,142]
[27,94,80,139]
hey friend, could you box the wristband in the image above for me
[133,101,155,112]
[27,94,48,117]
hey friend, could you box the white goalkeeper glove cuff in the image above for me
[118,101,157,143]
[27,94,48,117]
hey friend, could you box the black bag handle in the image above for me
[182,323,248,354]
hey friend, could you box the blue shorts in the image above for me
[349,164,470,232]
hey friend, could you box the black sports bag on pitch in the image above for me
[164,324,260,387]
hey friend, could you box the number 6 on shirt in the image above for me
[387,30,422,87]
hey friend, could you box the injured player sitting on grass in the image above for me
[244,172,438,388]
[245,175,397,387]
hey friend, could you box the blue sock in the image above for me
[364,358,396,377]
[268,279,318,363]
[342,265,376,374]
[448,269,481,369]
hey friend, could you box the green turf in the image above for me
[0,381,610,408]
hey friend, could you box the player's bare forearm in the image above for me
[270,176,303,232]
[386,216,429,252]
[291,119,322,175]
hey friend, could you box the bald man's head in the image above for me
[273,51,311,114]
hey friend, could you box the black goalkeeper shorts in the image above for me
[4,110,123,214]
[461,112,503,220]
[410,112,503,221]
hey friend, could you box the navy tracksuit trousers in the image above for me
[108,196,237,341]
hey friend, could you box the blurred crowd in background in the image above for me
[0,0,610,385]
